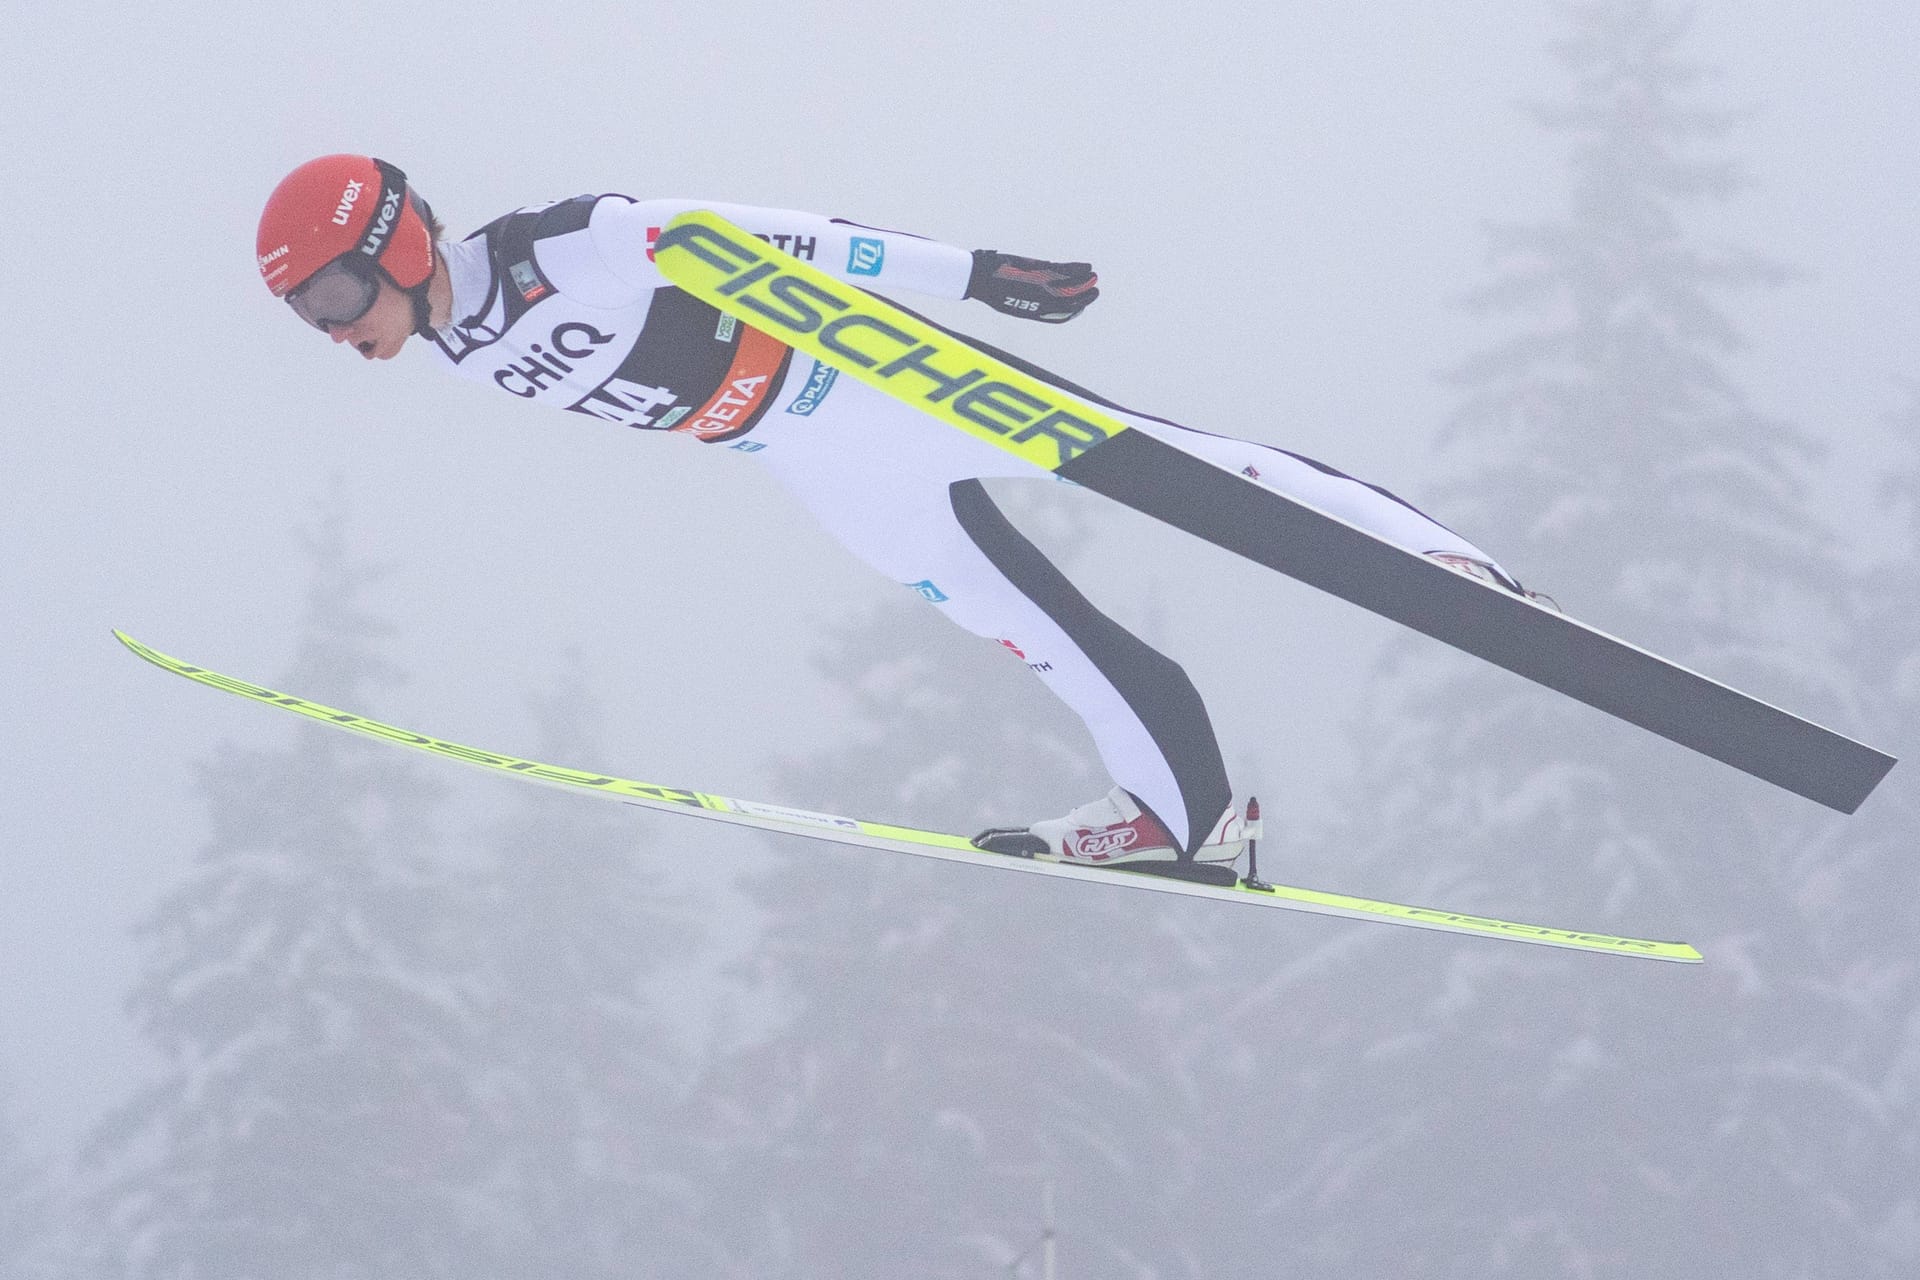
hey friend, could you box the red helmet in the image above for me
[256,154,435,298]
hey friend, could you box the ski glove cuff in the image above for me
[965,250,1099,323]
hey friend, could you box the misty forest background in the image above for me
[5,3,1918,1277]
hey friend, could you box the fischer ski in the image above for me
[651,210,1896,815]
[116,631,1700,963]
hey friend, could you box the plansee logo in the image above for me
[331,179,365,226]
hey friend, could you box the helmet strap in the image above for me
[409,279,435,337]
[407,236,439,337]
[407,194,441,337]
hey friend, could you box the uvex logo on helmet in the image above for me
[360,186,403,258]
[331,179,364,226]
[257,154,436,297]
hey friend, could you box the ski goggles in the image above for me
[286,254,383,331]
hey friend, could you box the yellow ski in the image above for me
[116,631,1701,963]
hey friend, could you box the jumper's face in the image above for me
[323,274,415,360]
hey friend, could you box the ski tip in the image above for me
[112,629,155,661]
[113,630,181,673]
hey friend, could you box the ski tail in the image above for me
[652,209,1895,814]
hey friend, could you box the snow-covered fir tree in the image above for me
[1,1088,55,1280]
[1791,385,1920,1274]
[80,499,491,1279]
[464,662,712,1278]
[1252,4,1906,1276]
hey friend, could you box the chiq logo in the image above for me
[652,219,1116,468]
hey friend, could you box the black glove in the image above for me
[964,250,1099,323]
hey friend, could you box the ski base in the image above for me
[1114,861,1242,887]
[115,631,1702,963]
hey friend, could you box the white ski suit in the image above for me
[426,195,1497,849]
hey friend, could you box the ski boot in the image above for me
[973,787,1250,886]
[1425,552,1562,612]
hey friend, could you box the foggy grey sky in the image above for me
[3,0,1916,1149]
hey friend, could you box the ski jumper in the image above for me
[425,195,1499,851]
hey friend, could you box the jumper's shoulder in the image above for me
[486,195,649,310]
[524,192,606,239]
[470,193,609,250]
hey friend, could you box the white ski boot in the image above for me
[973,787,1250,868]
[1425,552,1562,612]
[1192,803,1252,865]
[973,786,1178,865]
